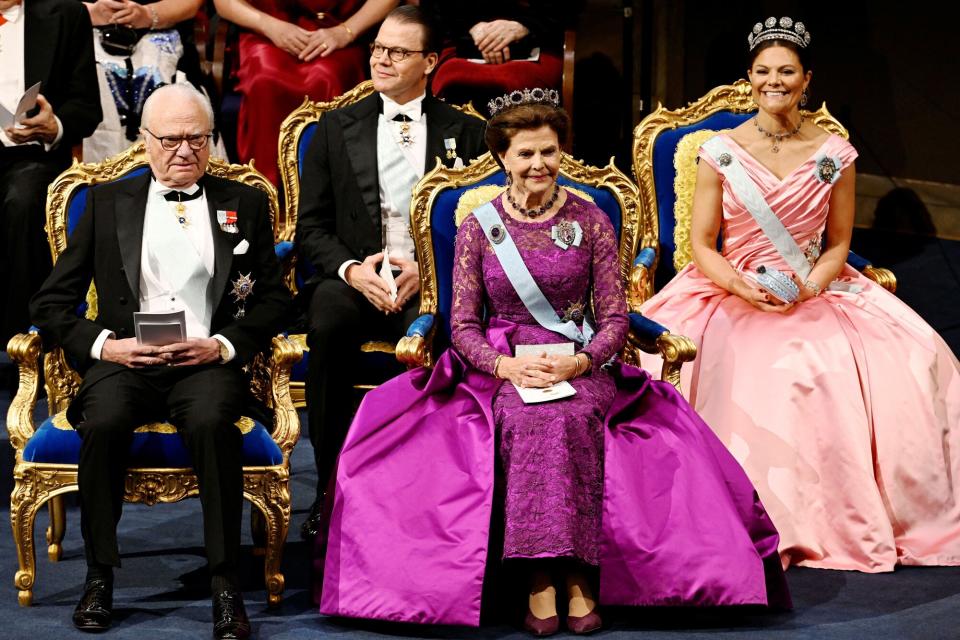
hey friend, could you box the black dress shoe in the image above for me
[299,496,323,541]
[212,588,250,640]
[72,579,113,632]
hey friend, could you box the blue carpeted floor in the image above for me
[0,237,958,639]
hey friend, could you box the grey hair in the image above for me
[141,83,215,131]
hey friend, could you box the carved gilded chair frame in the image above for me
[403,151,696,389]
[631,79,895,291]
[6,144,302,607]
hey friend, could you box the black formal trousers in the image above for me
[0,148,61,344]
[305,278,421,495]
[74,361,244,575]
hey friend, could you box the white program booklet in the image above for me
[0,82,42,129]
[512,342,577,404]
[379,246,399,303]
[468,47,540,63]
[134,310,187,346]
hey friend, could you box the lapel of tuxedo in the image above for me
[424,97,465,173]
[115,173,151,300]
[23,0,56,90]
[203,177,241,306]
[340,94,381,230]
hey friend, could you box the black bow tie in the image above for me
[162,186,204,203]
[392,114,413,122]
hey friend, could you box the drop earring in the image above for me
[800,88,809,107]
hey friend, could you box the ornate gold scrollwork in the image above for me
[626,325,697,394]
[863,266,897,293]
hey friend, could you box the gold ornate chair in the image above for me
[276,80,486,406]
[399,151,695,390]
[631,79,896,293]
[5,144,302,607]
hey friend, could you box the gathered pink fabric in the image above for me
[641,133,960,572]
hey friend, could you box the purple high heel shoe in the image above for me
[523,608,560,637]
[566,609,603,635]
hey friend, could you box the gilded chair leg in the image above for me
[247,470,290,608]
[250,508,266,557]
[46,495,66,562]
[10,478,44,606]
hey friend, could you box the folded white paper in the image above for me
[379,246,399,303]
[0,82,41,129]
[233,239,249,255]
[134,310,187,346]
[512,342,577,404]
[467,47,540,64]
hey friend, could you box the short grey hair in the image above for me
[141,83,215,131]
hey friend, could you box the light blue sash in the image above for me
[702,136,861,293]
[472,202,594,345]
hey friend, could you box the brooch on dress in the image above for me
[230,272,255,319]
[561,301,586,323]
[488,223,506,244]
[814,155,842,184]
[718,152,733,167]
[551,220,583,250]
[803,232,822,266]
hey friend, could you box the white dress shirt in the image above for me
[89,179,235,361]
[0,1,63,149]
[337,92,427,283]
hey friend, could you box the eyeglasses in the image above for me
[369,42,425,62]
[144,129,212,151]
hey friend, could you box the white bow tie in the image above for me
[384,103,422,123]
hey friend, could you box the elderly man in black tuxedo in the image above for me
[30,84,289,639]
[0,0,101,348]
[295,4,487,539]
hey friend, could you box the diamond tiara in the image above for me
[748,16,811,51]
[487,88,560,117]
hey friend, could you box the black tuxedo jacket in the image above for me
[30,173,291,393]
[22,0,102,166]
[295,93,487,284]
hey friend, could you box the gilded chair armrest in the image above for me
[5,330,43,455]
[847,249,897,293]
[267,334,303,460]
[396,313,435,368]
[628,247,657,311]
[626,312,697,393]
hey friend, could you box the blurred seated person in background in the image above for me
[213,0,398,185]
[0,0,101,350]
[82,0,218,163]
[422,0,582,111]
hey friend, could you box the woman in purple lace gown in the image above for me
[317,98,790,635]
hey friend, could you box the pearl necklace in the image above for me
[753,115,803,153]
[505,183,560,218]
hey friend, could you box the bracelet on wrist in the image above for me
[493,354,505,379]
[803,279,822,296]
[340,22,354,40]
[148,5,159,30]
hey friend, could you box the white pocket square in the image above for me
[233,239,249,255]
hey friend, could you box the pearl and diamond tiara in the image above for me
[487,87,560,117]
[748,16,811,51]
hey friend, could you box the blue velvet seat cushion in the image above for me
[23,412,283,467]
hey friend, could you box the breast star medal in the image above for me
[230,272,255,319]
[550,220,583,250]
[561,301,586,323]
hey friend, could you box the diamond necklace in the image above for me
[753,115,803,153]
[505,183,560,218]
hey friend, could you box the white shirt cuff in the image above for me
[212,334,236,363]
[44,115,64,152]
[89,329,115,360]
[338,259,362,284]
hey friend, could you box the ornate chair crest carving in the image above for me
[402,151,696,390]
[5,143,303,607]
[631,79,896,293]
[276,80,486,406]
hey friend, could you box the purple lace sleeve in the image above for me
[451,215,502,374]
[580,208,629,369]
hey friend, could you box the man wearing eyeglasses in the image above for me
[0,0,101,357]
[296,5,486,540]
[30,83,289,639]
